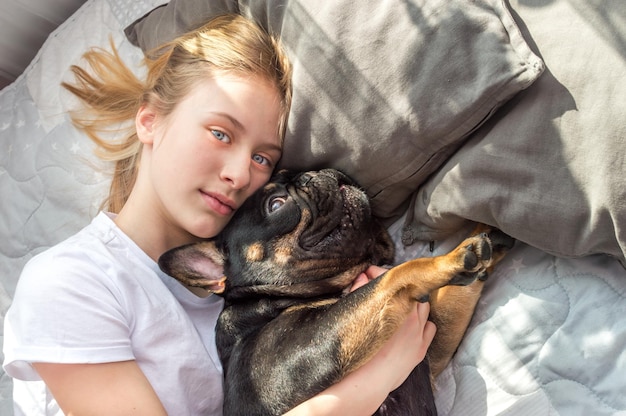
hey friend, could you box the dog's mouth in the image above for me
[335,184,369,237]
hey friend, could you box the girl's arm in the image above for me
[33,360,168,416]
[286,265,437,415]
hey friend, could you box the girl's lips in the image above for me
[201,191,235,216]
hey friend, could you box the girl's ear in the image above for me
[136,104,158,145]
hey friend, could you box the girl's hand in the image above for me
[367,297,436,391]
[354,264,437,389]
[349,264,388,291]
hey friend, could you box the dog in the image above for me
[158,168,514,415]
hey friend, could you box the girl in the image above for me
[3,14,435,415]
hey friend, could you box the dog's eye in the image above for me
[267,196,287,213]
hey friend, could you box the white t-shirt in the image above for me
[3,212,225,416]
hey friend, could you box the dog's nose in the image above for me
[297,173,313,187]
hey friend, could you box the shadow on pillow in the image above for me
[404,0,626,267]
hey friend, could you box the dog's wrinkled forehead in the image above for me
[266,169,362,228]
[218,169,364,256]
[229,168,352,220]
[269,168,354,192]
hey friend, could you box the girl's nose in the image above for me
[221,153,251,190]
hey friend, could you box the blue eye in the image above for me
[211,129,230,143]
[252,154,270,166]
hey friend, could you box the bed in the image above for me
[1,0,625,414]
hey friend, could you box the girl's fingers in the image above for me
[349,265,390,292]
[349,272,370,292]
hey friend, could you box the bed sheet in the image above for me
[1,0,625,414]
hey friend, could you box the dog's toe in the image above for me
[449,233,494,286]
[462,244,479,270]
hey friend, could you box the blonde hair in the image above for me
[62,14,292,213]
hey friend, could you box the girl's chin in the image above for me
[190,218,230,240]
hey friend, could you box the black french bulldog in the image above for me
[159,168,514,415]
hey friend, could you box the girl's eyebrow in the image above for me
[264,142,283,154]
[211,112,245,132]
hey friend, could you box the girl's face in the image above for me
[135,74,283,249]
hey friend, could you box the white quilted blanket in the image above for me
[388,223,626,415]
[1,0,625,414]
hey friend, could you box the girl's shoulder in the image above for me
[25,213,123,273]
[17,212,150,299]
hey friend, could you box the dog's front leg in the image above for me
[332,232,495,376]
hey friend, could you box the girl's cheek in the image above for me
[250,173,271,195]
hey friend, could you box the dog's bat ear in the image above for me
[158,241,227,293]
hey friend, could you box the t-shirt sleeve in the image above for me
[3,247,134,381]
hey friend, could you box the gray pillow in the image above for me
[125,0,544,222]
[403,0,626,267]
